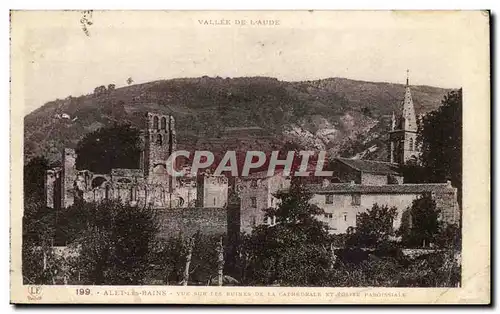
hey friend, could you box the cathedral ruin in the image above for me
[45,112,228,210]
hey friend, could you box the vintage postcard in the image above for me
[10,10,490,304]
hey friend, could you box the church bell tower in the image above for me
[142,112,177,185]
[389,70,420,165]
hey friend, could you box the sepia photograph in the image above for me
[9,10,490,304]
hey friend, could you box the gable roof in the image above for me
[335,157,401,176]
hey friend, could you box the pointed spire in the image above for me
[402,69,417,132]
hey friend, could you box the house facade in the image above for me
[236,73,460,234]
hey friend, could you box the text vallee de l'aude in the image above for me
[165,150,333,177]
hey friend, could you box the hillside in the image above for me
[24,76,453,164]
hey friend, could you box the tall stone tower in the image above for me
[389,71,420,165]
[61,148,77,207]
[142,112,177,185]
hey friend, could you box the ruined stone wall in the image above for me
[45,168,62,208]
[62,148,77,208]
[197,175,228,208]
[155,207,227,239]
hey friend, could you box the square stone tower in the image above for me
[142,112,177,186]
[61,148,77,207]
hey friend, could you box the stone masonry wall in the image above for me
[156,207,227,239]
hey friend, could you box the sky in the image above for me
[14,11,473,114]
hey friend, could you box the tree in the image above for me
[126,77,134,85]
[94,85,107,95]
[22,200,58,284]
[418,89,462,203]
[72,200,159,285]
[107,84,116,91]
[346,204,398,248]
[436,223,461,250]
[24,156,49,202]
[400,163,429,183]
[242,179,332,286]
[75,124,141,173]
[400,194,441,248]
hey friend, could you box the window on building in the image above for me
[130,187,137,201]
[325,194,334,204]
[160,117,167,130]
[156,134,163,146]
[105,185,110,199]
[153,116,159,129]
[213,197,216,206]
[331,177,341,183]
[250,197,257,208]
[409,137,414,151]
[324,213,333,219]
[343,213,348,222]
[251,216,256,226]
[351,193,361,206]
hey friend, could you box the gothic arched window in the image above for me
[156,134,163,146]
[105,185,110,199]
[152,116,159,129]
[161,117,167,130]
[130,186,137,201]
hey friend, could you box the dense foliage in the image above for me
[400,195,442,247]
[240,180,331,286]
[24,156,50,202]
[346,204,398,248]
[69,200,159,285]
[418,89,463,202]
[22,200,58,284]
[22,188,461,287]
[75,124,141,173]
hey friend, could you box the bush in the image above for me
[346,204,398,248]
[71,200,159,285]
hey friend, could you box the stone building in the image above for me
[235,163,459,235]
[236,170,290,233]
[236,73,460,235]
[309,180,459,234]
[45,112,228,210]
[196,173,229,208]
[389,71,421,165]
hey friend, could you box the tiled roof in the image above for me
[336,157,401,175]
[307,182,455,194]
